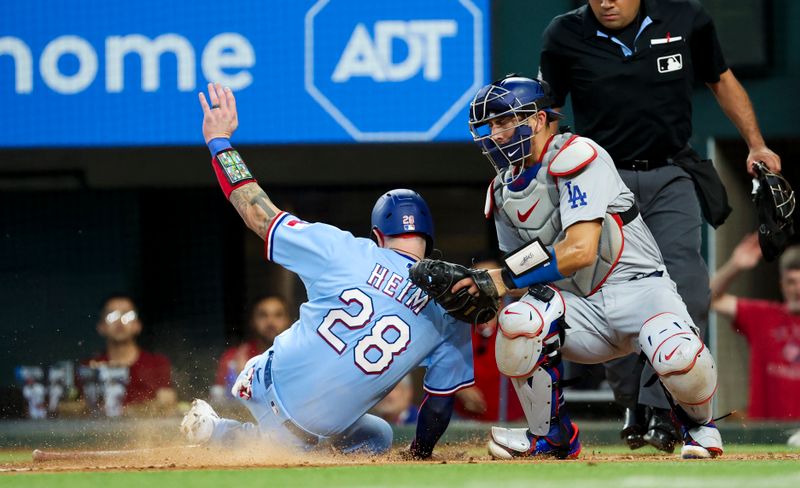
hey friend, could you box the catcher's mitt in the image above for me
[408,259,499,325]
[752,162,795,261]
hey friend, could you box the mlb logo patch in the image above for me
[657,54,683,74]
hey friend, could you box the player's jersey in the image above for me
[260,212,474,436]
[492,133,665,287]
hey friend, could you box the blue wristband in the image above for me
[208,137,232,156]
[508,247,564,288]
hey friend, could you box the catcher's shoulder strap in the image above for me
[484,175,503,219]
[547,135,599,177]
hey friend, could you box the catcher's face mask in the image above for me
[752,162,796,261]
[754,163,795,223]
[469,84,538,178]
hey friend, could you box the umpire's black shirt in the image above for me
[539,0,728,163]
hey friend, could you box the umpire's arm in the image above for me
[199,83,282,240]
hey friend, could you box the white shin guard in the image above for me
[510,369,556,436]
[495,286,565,436]
[639,313,717,424]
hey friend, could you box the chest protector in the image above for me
[489,133,624,297]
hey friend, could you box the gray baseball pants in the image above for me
[603,165,710,409]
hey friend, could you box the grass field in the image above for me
[2,445,799,488]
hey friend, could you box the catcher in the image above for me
[410,75,722,460]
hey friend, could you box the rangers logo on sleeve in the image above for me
[286,219,310,230]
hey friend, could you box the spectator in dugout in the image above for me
[711,234,800,420]
[81,294,176,414]
[211,295,292,400]
[454,254,525,422]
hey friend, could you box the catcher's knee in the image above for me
[638,313,717,409]
[495,285,565,377]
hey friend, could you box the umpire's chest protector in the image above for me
[491,133,623,297]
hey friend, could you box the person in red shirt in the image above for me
[82,295,175,414]
[212,295,292,398]
[711,234,800,420]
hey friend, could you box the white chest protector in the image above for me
[488,133,624,297]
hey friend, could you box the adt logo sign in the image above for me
[305,0,486,142]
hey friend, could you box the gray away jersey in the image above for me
[492,134,666,286]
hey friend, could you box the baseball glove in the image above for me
[408,259,499,324]
[752,162,796,261]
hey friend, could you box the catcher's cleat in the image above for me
[488,423,581,460]
[620,406,647,450]
[676,418,723,459]
[643,407,678,453]
[180,399,220,444]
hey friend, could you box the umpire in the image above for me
[538,0,781,451]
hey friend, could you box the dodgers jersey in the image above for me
[260,212,474,437]
[493,134,665,286]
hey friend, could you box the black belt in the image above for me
[618,203,640,225]
[616,159,669,171]
[263,351,320,446]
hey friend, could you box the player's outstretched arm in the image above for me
[228,184,281,241]
[199,82,282,241]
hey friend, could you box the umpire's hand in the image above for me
[747,145,781,175]
[198,82,238,144]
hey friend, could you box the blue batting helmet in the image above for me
[371,189,434,256]
[469,75,562,172]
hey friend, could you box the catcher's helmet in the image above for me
[371,189,434,256]
[469,75,562,173]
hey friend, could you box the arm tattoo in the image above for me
[229,183,280,240]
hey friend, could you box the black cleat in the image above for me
[620,406,647,450]
[643,407,679,453]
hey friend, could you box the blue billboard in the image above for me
[0,0,489,147]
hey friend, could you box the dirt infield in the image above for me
[3,442,800,474]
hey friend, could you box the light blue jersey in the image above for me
[257,212,474,437]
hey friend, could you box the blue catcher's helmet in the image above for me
[469,75,562,173]
[371,189,434,256]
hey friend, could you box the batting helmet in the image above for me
[371,189,434,256]
[469,75,562,173]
